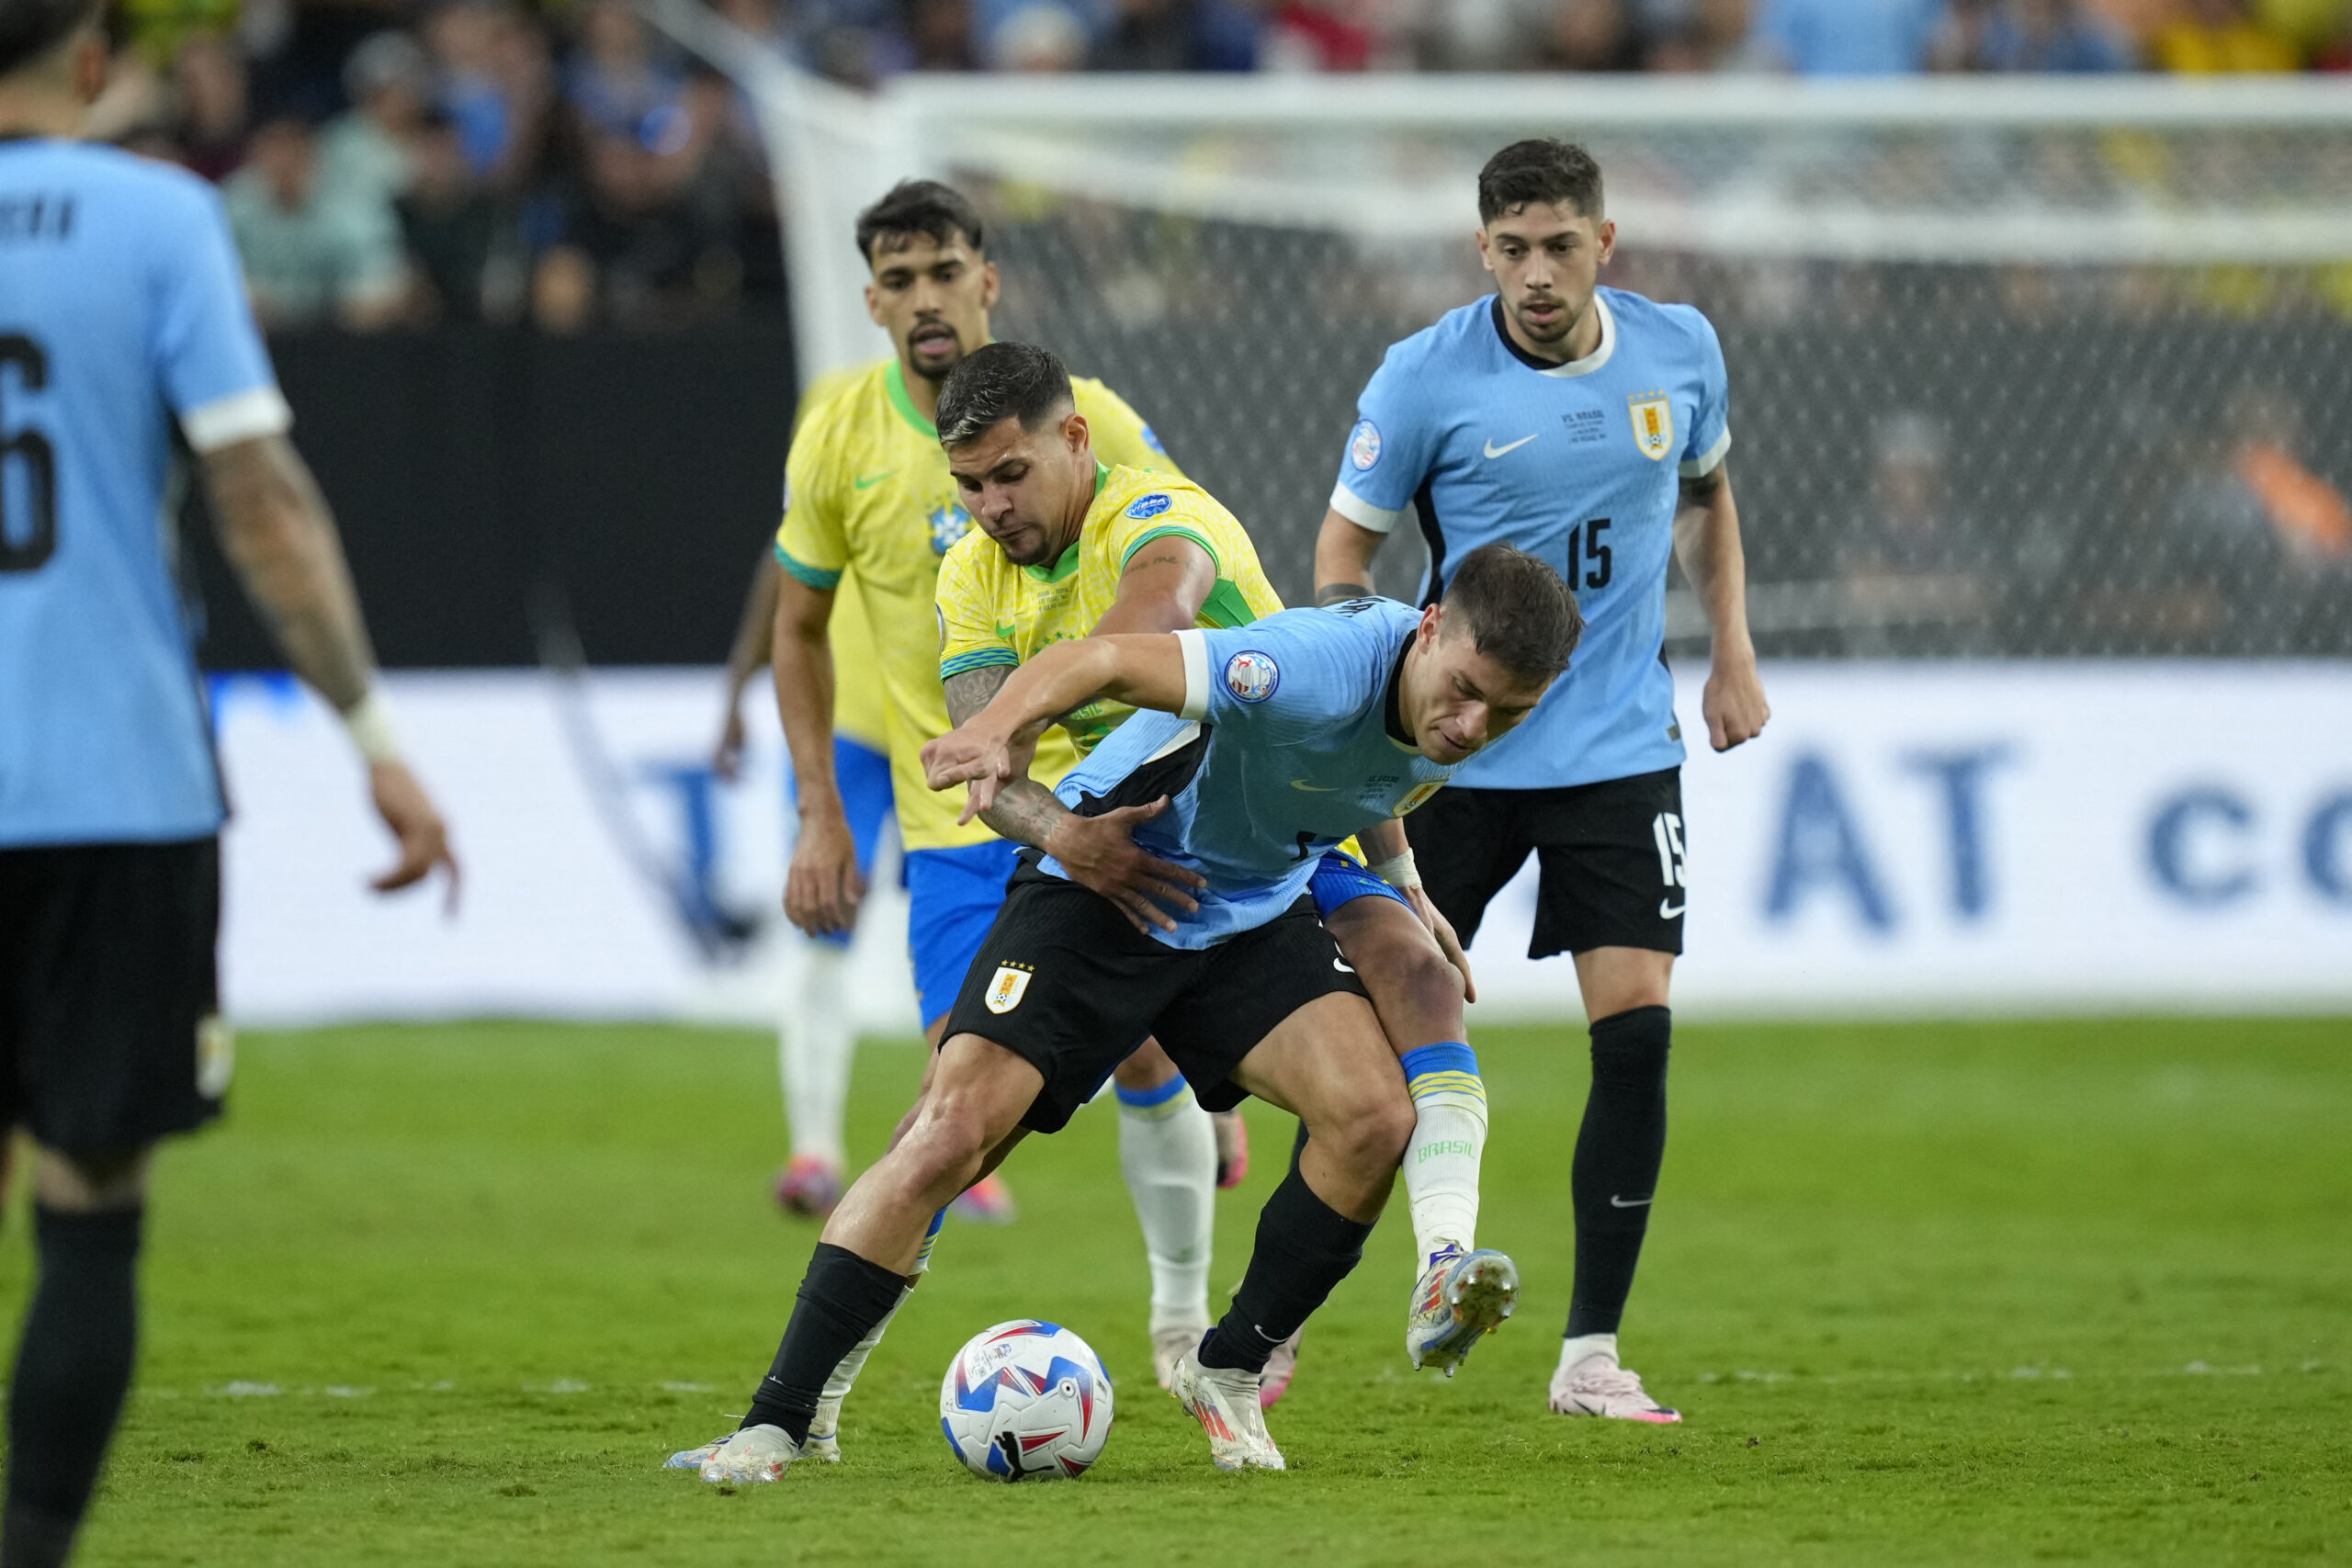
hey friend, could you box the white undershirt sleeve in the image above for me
[1679,428,1733,479]
[1328,481,1403,535]
[180,387,294,454]
[1175,629,1212,721]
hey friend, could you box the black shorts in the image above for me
[1405,768,1686,960]
[0,838,228,1154]
[939,863,1370,1134]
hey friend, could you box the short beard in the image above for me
[1516,299,1574,343]
[907,336,964,383]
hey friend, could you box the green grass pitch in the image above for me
[22,1016,2347,1566]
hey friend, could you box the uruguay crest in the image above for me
[1628,393,1674,462]
[985,964,1033,1015]
[930,502,972,555]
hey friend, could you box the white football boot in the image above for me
[1405,1246,1520,1375]
[1169,1347,1285,1472]
[663,1423,803,1483]
[1548,1336,1682,1424]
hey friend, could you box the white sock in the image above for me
[1398,1042,1487,1271]
[812,1210,944,1439]
[1558,1331,1619,1375]
[780,940,855,1167]
[1114,1075,1216,1332]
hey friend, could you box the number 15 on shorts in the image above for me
[1652,812,1686,919]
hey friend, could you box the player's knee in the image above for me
[896,1099,997,1196]
[1111,1038,1178,1092]
[1320,1081,1414,1175]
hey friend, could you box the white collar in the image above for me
[1536,292,1616,379]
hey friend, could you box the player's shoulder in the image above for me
[1069,373,1144,420]
[792,362,875,432]
[8,142,221,228]
[1099,465,1219,532]
[1601,287,1723,358]
[1375,298,1492,377]
[788,360,890,472]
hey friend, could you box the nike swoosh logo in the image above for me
[1609,1194,1653,1208]
[1333,957,1355,974]
[1659,900,1686,919]
[1291,781,1338,792]
[1483,434,1537,459]
[853,471,897,490]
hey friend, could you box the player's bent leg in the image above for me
[1111,1039,1216,1388]
[1324,895,1485,1270]
[1555,945,1679,1422]
[671,1038,1041,1483]
[6,1147,153,1568]
[1174,994,1411,1471]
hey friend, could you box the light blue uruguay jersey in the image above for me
[0,138,292,847]
[1330,287,1731,790]
[1046,599,1456,950]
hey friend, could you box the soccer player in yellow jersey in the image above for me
[932,344,1498,1406]
[713,183,1231,1453]
[716,366,898,1221]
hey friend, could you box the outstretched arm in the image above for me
[201,432,457,905]
[1670,462,1770,751]
[922,635,1189,819]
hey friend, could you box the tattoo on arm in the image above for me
[981,778,1074,852]
[943,665,1013,728]
[1317,581,1373,607]
[202,434,377,712]
[944,665,1076,849]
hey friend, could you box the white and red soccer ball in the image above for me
[939,1320,1114,1482]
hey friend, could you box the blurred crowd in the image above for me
[78,0,2352,335]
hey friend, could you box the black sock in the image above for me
[1199,1166,1372,1374]
[1566,1007,1670,1338]
[741,1244,910,1445]
[5,1205,142,1568]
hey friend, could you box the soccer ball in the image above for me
[939,1320,1114,1482]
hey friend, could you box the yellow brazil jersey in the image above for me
[774,357,1181,851]
[788,367,888,752]
[935,464,1285,755]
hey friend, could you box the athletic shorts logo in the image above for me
[985,964,1034,1015]
[1224,651,1280,704]
[1628,393,1674,461]
[1392,780,1444,817]
[1125,493,1172,520]
[929,502,971,555]
[1349,419,1382,471]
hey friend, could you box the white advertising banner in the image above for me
[214,663,2352,1028]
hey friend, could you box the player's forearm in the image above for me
[978,777,1077,852]
[770,582,842,817]
[1673,475,1755,660]
[968,636,1189,748]
[1314,508,1384,606]
[1356,817,1409,866]
[202,434,379,713]
[723,554,783,694]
